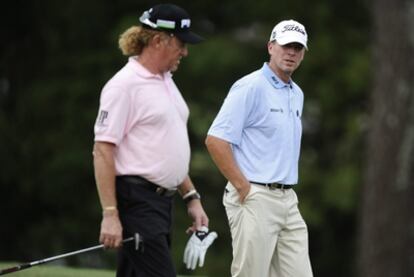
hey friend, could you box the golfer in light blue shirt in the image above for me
[208,62,303,185]
[206,19,313,277]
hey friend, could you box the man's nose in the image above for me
[181,46,188,57]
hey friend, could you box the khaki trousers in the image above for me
[223,182,313,277]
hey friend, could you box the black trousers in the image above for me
[115,176,176,277]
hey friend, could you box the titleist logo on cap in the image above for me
[282,24,306,35]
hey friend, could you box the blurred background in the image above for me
[1,0,413,276]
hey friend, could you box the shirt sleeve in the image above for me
[207,81,255,145]
[94,85,130,145]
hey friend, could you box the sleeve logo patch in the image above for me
[96,110,109,126]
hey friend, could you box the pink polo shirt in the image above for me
[94,57,190,188]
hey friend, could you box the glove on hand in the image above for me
[183,226,218,270]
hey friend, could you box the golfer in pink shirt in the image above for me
[93,4,212,276]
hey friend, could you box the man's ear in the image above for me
[149,33,163,49]
[267,41,274,55]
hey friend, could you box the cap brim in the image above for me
[175,31,204,44]
[276,36,308,50]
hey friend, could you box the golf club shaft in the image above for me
[0,237,134,276]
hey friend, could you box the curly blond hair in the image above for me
[118,26,161,56]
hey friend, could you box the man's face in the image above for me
[268,41,305,80]
[159,34,188,72]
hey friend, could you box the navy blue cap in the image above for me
[139,4,204,44]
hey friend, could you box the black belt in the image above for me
[117,175,177,197]
[250,181,294,190]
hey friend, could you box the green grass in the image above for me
[0,262,115,277]
[0,263,196,277]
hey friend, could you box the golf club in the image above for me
[0,233,142,276]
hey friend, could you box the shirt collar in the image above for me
[127,56,171,80]
[261,62,291,89]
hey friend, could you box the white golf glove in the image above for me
[183,226,218,270]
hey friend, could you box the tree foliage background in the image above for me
[2,0,408,276]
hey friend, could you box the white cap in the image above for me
[269,19,308,49]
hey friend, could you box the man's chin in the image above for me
[283,69,294,76]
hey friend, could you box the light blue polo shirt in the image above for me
[208,62,303,185]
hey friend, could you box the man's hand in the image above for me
[236,183,251,203]
[186,199,209,234]
[99,210,123,248]
[183,226,218,270]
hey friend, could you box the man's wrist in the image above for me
[183,189,201,204]
[102,206,118,216]
[234,182,250,192]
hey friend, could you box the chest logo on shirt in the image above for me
[270,108,284,113]
[96,110,109,126]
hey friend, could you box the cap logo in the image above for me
[156,19,176,29]
[139,10,157,28]
[282,24,306,35]
[181,19,191,28]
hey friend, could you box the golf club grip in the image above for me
[0,263,31,275]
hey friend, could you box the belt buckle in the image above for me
[156,187,176,197]
[156,187,166,196]
[268,183,278,190]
